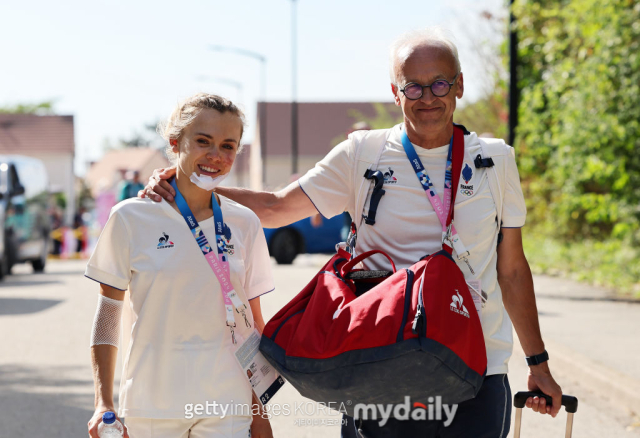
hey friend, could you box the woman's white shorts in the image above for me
[125,416,252,438]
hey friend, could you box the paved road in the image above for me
[0,257,638,437]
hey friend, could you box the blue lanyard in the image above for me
[400,128,474,273]
[169,179,250,341]
[401,131,454,231]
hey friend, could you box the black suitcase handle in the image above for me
[514,391,579,413]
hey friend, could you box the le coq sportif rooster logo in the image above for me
[157,232,174,249]
[159,232,170,244]
[450,290,470,318]
[383,167,398,184]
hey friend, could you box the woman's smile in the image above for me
[198,164,221,176]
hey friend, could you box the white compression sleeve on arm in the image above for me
[90,294,124,348]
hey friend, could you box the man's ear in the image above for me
[456,72,464,99]
[391,83,401,106]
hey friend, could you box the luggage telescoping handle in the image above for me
[513,391,579,438]
[339,250,397,278]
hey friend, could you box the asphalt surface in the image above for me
[0,257,638,437]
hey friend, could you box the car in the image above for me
[264,212,349,264]
[0,155,50,278]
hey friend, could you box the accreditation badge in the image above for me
[234,329,285,407]
[465,279,487,321]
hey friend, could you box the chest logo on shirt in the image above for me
[157,232,175,249]
[216,223,235,255]
[459,163,474,196]
[383,167,398,184]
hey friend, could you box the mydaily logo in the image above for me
[353,396,458,427]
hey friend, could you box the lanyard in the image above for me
[170,179,251,343]
[401,127,475,274]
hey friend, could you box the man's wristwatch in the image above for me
[525,350,549,366]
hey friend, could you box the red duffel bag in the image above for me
[259,246,487,416]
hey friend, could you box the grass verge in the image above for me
[522,233,640,298]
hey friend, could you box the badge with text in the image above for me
[234,329,286,407]
[466,279,487,320]
[459,163,475,196]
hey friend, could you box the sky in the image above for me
[1,0,506,175]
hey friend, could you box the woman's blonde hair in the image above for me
[159,93,246,163]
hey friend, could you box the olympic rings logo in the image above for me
[460,189,474,196]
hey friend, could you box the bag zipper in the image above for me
[412,272,427,337]
[396,269,414,342]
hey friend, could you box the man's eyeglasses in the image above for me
[399,73,460,100]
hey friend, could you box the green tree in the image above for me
[0,100,56,115]
[513,0,640,293]
[514,0,640,242]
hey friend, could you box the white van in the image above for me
[0,155,50,278]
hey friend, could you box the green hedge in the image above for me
[513,0,640,294]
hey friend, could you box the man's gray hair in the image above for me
[389,27,461,85]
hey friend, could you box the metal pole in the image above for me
[208,45,268,185]
[513,408,522,438]
[260,59,268,186]
[291,0,298,175]
[508,0,518,146]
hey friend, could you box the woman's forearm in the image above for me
[91,344,119,409]
[91,285,126,410]
[249,297,266,333]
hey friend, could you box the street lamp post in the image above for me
[290,0,298,175]
[508,0,518,146]
[209,45,268,184]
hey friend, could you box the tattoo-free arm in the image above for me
[216,182,318,228]
[141,166,318,228]
[498,228,562,417]
[88,285,129,437]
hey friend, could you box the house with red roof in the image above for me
[0,114,75,223]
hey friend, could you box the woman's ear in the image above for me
[170,139,179,154]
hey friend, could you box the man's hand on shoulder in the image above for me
[525,362,563,418]
[138,167,177,202]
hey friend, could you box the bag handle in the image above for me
[340,250,397,278]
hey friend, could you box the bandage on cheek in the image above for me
[90,294,124,348]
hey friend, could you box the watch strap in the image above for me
[525,350,549,366]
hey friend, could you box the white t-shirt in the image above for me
[85,196,274,419]
[298,123,526,375]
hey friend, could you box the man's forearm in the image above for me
[216,187,280,226]
[500,262,546,356]
[216,182,319,228]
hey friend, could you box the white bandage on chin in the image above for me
[90,294,124,348]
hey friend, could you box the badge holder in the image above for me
[234,330,286,407]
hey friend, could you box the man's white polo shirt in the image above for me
[298,124,526,375]
[86,196,274,419]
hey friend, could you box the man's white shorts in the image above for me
[125,416,252,438]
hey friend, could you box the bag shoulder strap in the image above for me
[477,137,509,231]
[351,127,392,230]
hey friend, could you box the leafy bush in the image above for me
[513,0,640,294]
[514,0,640,244]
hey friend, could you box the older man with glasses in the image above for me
[142,27,562,438]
